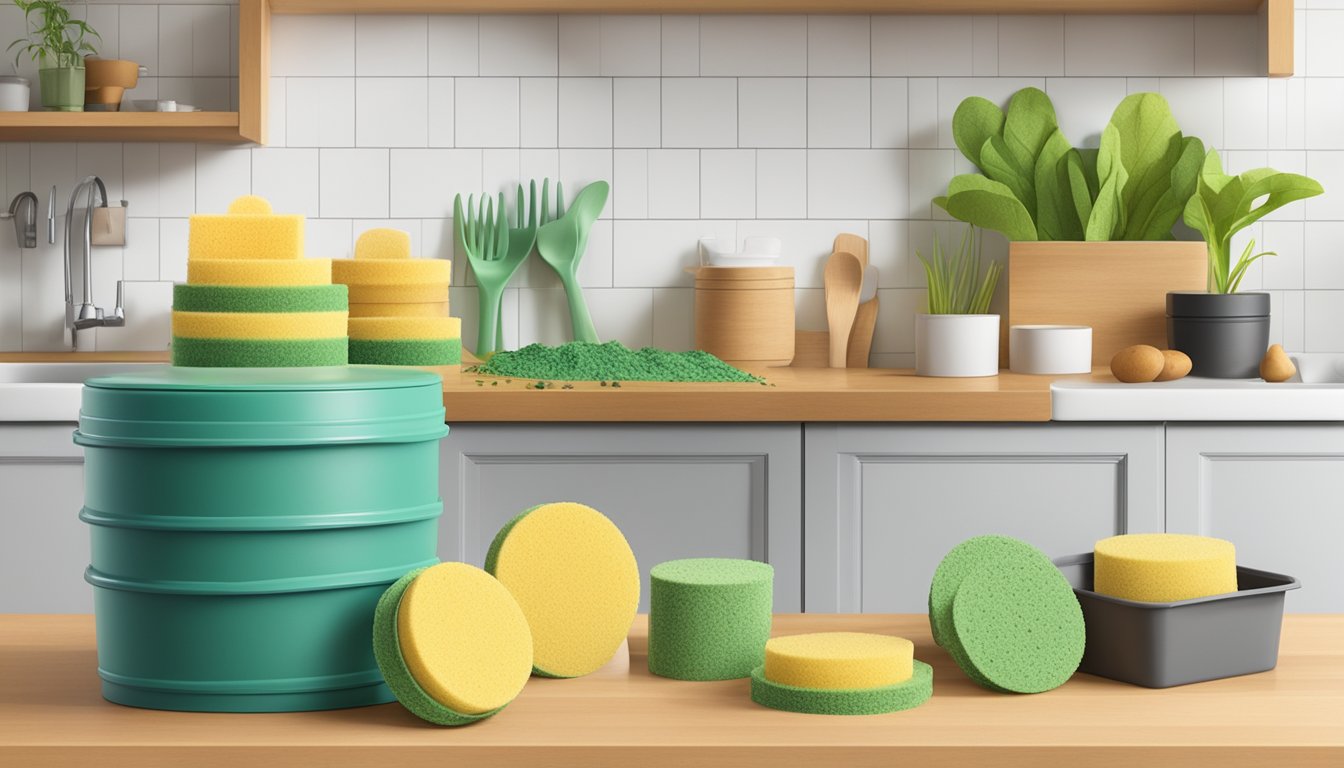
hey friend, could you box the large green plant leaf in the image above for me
[952,97,1005,170]
[1064,149,1099,230]
[1108,93,1184,239]
[937,174,1039,241]
[1131,135,1206,240]
[979,135,1034,212]
[1087,124,1127,241]
[1035,129,1082,241]
[1229,171,1324,237]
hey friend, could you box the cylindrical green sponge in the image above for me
[750,660,933,716]
[171,337,348,368]
[173,284,349,313]
[647,558,773,681]
[348,338,461,367]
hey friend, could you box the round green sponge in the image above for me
[171,337,348,367]
[348,338,461,366]
[173,284,349,313]
[750,660,933,715]
[647,558,773,681]
[951,554,1085,694]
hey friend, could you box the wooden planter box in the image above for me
[1005,241,1208,366]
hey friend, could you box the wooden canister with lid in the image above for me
[692,266,795,367]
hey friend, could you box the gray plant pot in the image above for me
[1166,291,1270,379]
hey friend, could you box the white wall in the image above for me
[1,4,1342,361]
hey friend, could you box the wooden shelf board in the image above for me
[0,111,244,142]
[270,0,1262,13]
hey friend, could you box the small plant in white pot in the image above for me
[915,226,1003,378]
[8,0,98,112]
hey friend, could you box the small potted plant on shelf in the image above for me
[8,0,98,112]
[1172,150,1323,378]
[915,225,1003,378]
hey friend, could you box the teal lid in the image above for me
[75,365,448,448]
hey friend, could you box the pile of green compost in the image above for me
[468,342,763,383]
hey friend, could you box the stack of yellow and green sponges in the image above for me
[172,195,348,368]
[750,632,933,715]
[334,229,459,370]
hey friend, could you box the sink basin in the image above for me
[0,362,164,422]
[1051,355,1344,421]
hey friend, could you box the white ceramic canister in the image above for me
[915,314,1000,378]
[0,76,30,111]
[1009,325,1093,375]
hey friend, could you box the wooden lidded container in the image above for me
[693,266,795,367]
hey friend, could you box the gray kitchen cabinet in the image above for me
[439,423,804,611]
[1166,424,1344,612]
[804,423,1165,613]
[0,424,89,613]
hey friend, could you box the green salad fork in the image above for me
[455,185,536,358]
[536,178,609,344]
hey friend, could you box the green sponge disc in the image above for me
[348,338,461,366]
[171,337,348,367]
[647,558,773,681]
[750,660,933,715]
[951,554,1085,694]
[173,284,349,313]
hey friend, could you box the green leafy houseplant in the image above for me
[8,0,97,111]
[935,88,1204,243]
[914,225,1003,378]
[918,226,1002,314]
[1183,149,1324,294]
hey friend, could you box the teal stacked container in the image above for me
[75,366,448,712]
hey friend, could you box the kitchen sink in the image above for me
[1051,354,1344,421]
[0,362,162,422]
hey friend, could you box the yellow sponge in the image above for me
[348,316,460,341]
[333,258,451,286]
[347,283,451,304]
[396,563,534,716]
[172,310,348,340]
[485,503,640,678]
[349,301,450,319]
[186,258,332,287]
[764,633,913,691]
[1094,533,1237,603]
[356,228,412,260]
[188,195,305,261]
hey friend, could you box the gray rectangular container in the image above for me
[1054,553,1300,688]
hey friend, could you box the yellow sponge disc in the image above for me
[188,195,305,261]
[333,258,451,286]
[1094,533,1237,603]
[187,258,333,287]
[347,283,451,304]
[348,301,450,319]
[764,633,914,691]
[355,228,412,260]
[397,563,534,715]
[485,502,640,678]
[348,316,460,341]
[172,310,348,340]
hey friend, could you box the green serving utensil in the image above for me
[454,191,516,358]
[536,178,609,344]
[494,182,539,353]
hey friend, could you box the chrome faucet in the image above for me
[5,192,38,248]
[64,176,125,345]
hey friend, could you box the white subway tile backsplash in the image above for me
[1306,10,1344,76]
[157,6,194,77]
[701,149,755,220]
[158,219,188,283]
[1305,151,1344,219]
[1263,221,1306,290]
[661,15,699,77]
[252,148,319,217]
[456,78,521,148]
[652,288,696,351]
[756,149,807,220]
[738,78,806,148]
[193,5,230,77]
[428,79,455,147]
[195,146,250,214]
[1064,16,1194,77]
[1305,221,1344,288]
[648,149,700,219]
[356,15,427,76]
[614,78,661,148]
[908,149,955,219]
[428,16,479,76]
[559,16,600,76]
[872,16,975,77]
[613,149,649,218]
[663,78,737,148]
[739,219,867,289]
[807,150,907,220]
[287,78,355,148]
[520,149,561,188]
[998,15,1064,76]
[558,150,615,208]
[357,79,429,148]
[1044,78,1127,149]
[871,78,909,149]
[867,220,912,288]
[520,78,559,148]
[482,149,521,199]
[808,16,869,76]
[871,288,924,354]
[1304,79,1344,150]
[307,219,354,259]
[559,79,614,148]
[271,14,354,77]
[600,16,661,76]
[95,281,172,352]
[319,149,389,219]
[1224,78,1269,150]
[1305,291,1344,351]
[808,79,871,149]
[123,144,161,219]
[391,149,482,219]
[701,15,806,76]
[1159,78,1224,150]
[972,17,998,77]
[120,4,158,73]
[613,219,736,287]
[1194,14,1260,76]
[158,146,196,218]
[907,78,940,149]
[481,15,558,76]
[123,219,160,282]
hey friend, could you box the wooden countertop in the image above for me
[0,351,170,362]
[1,613,1339,768]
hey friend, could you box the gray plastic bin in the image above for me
[1054,553,1300,688]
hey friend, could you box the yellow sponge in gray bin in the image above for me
[647,558,773,681]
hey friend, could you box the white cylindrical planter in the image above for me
[915,314,1000,378]
[1009,325,1093,375]
[0,76,30,111]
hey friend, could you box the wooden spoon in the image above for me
[824,250,863,368]
[847,265,880,368]
[833,233,869,271]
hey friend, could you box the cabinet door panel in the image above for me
[0,425,88,612]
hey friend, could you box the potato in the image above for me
[1154,349,1192,382]
[1260,344,1296,383]
[1110,344,1165,383]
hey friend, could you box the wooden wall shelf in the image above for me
[0,0,1292,144]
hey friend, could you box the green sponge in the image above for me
[750,660,933,715]
[171,337,348,367]
[950,554,1085,694]
[348,338,461,366]
[647,558,773,681]
[173,284,349,313]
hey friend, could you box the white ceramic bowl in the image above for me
[1009,324,1092,375]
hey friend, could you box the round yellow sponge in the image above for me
[1094,533,1237,603]
[347,283,451,304]
[485,502,640,679]
[764,632,913,691]
[355,228,412,260]
[348,316,460,341]
[333,258,451,286]
[187,258,333,287]
[396,563,533,716]
[349,301,450,318]
[172,310,348,340]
